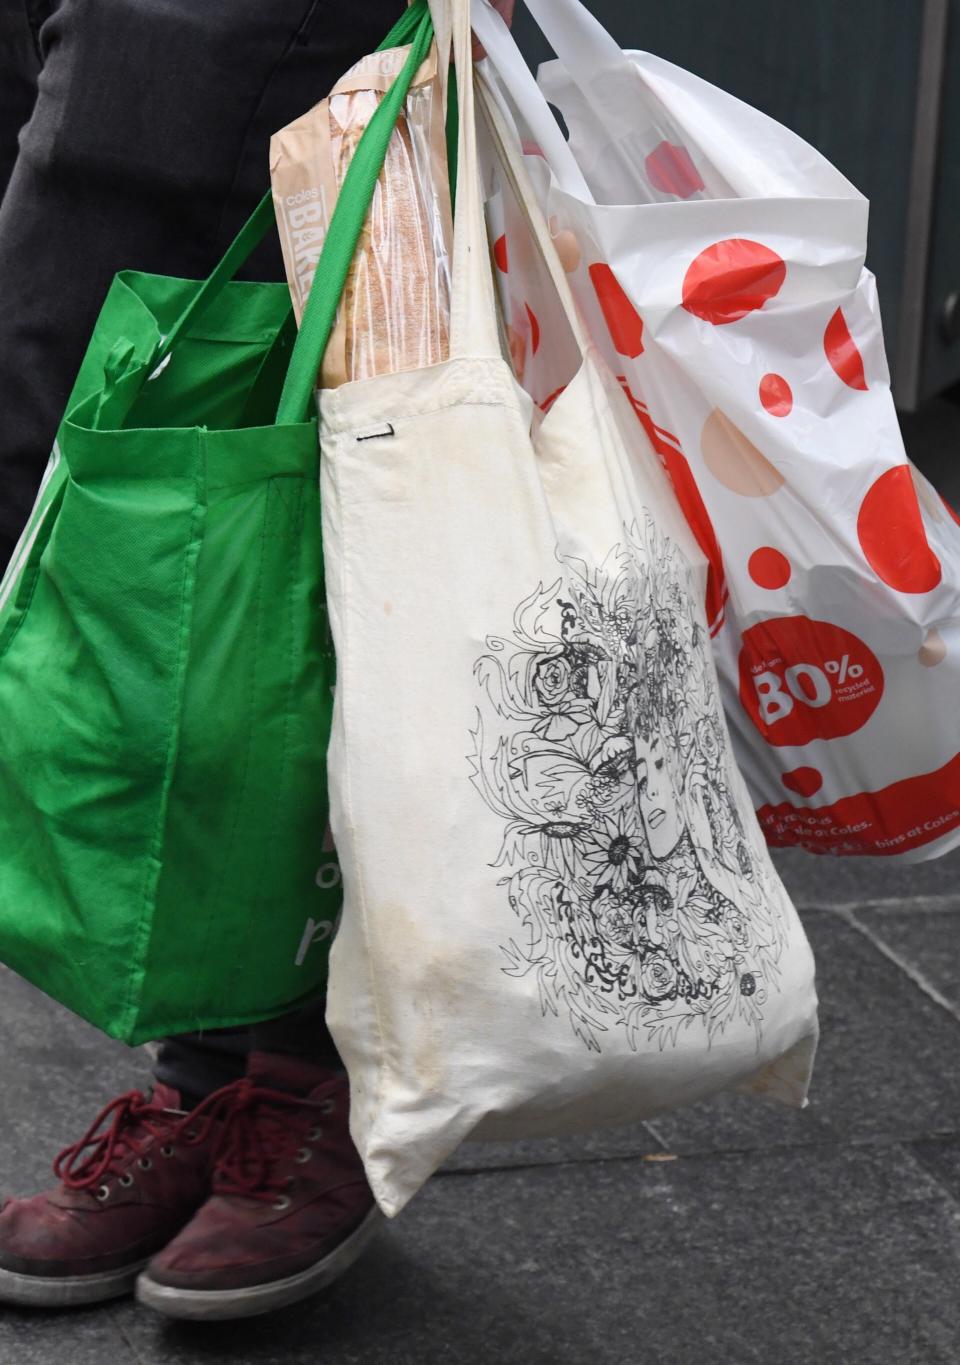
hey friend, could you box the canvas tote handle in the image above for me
[424,0,503,362]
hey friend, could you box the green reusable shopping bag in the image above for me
[0,2,434,1044]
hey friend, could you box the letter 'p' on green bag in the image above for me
[0,3,434,1044]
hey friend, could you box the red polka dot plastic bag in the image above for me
[475,0,960,862]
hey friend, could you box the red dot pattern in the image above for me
[749,547,792,590]
[525,303,541,355]
[759,373,793,417]
[824,308,868,391]
[645,141,705,199]
[682,239,786,326]
[493,235,508,273]
[857,465,942,594]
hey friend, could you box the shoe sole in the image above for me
[134,1206,383,1321]
[0,1259,148,1308]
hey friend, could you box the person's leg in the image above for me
[152,998,342,1111]
[0,0,43,201]
[0,0,402,1310]
[152,1029,250,1111]
[248,995,343,1068]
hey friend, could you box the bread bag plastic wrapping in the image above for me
[271,42,453,387]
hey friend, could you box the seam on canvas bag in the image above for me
[328,440,390,1136]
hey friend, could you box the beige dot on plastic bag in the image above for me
[507,325,526,382]
[553,230,581,272]
[549,216,581,272]
[701,409,785,497]
[919,628,947,667]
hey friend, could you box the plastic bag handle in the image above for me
[519,0,636,156]
[470,0,593,202]
[476,71,591,358]
[521,0,624,86]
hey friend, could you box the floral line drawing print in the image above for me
[469,516,788,1055]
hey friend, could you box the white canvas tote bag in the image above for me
[472,0,960,863]
[321,0,818,1216]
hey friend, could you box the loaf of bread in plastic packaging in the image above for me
[271,42,453,388]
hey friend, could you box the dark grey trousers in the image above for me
[0,0,403,1100]
[0,0,403,559]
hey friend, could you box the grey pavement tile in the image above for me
[772,845,960,910]
[0,1305,135,1365]
[651,907,960,1156]
[856,904,960,1014]
[910,1137,960,1201]
[113,1143,960,1365]
[445,1123,667,1173]
[0,967,145,1192]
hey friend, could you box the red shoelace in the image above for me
[173,1078,333,1203]
[53,1090,180,1192]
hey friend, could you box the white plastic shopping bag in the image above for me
[320,0,818,1216]
[474,0,960,862]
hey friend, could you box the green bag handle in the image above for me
[154,193,277,365]
[155,0,434,420]
[275,3,434,423]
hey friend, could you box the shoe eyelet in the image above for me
[96,1185,110,1202]
[294,1147,313,1164]
[118,1173,135,1188]
[321,1099,336,1115]
[272,1195,291,1212]
[307,1126,324,1141]
[160,1145,174,1158]
[184,1129,198,1141]
[138,1157,152,1171]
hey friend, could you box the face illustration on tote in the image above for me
[634,730,681,858]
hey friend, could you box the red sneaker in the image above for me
[136,1053,381,1320]
[0,1083,217,1307]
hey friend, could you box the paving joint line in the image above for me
[797,894,960,916]
[439,1126,960,1178]
[643,1118,671,1149]
[904,1138,960,1214]
[834,904,960,1024]
[109,1308,148,1365]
